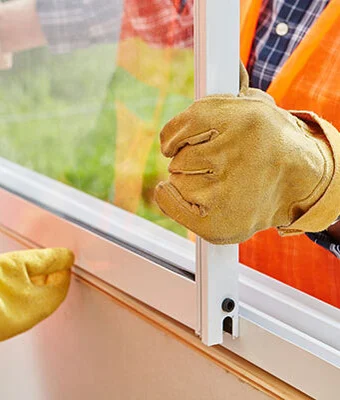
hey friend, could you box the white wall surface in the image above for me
[0,233,271,400]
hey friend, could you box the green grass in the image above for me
[0,44,194,237]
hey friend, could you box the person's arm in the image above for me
[0,0,123,59]
[328,219,340,243]
[0,0,46,69]
[36,0,123,54]
[0,0,47,53]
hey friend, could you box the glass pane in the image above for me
[0,0,194,239]
[240,232,340,308]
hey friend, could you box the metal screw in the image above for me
[221,298,235,313]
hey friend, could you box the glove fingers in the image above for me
[161,95,254,158]
[168,142,215,174]
[39,269,71,305]
[245,88,276,105]
[169,173,213,209]
[0,249,72,342]
[0,248,74,285]
[13,270,71,341]
[161,125,220,158]
[0,265,71,342]
[239,62,249,95]
[31,269,72,287]
[28,269,71,327]
[155,181,207,226]
[160,99,226,158]
[10,248,74,278]
[238,62,275,107]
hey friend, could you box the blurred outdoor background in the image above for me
[0,42,194,236]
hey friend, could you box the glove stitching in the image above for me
[168,129,219,157]
[160,182,207,217]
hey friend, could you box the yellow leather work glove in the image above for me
[0,248,74,341]
[155,65,340,244]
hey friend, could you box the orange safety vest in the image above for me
[239,0,340,308]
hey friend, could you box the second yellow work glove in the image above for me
[0,248,74,341]
[155,67,340,244]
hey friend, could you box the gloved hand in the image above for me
[0,248,74,341]
[155,65,340,244]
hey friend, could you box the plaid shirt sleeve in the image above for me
[36,0,124,53]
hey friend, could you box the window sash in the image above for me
[2,158,339,361]
[1,157,339,398]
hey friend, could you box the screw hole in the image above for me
[221,298,235,313]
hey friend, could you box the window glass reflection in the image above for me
[0,0,194,237]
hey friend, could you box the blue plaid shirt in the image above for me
[248,0,330,91]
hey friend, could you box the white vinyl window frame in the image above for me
[0,1,339,399]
